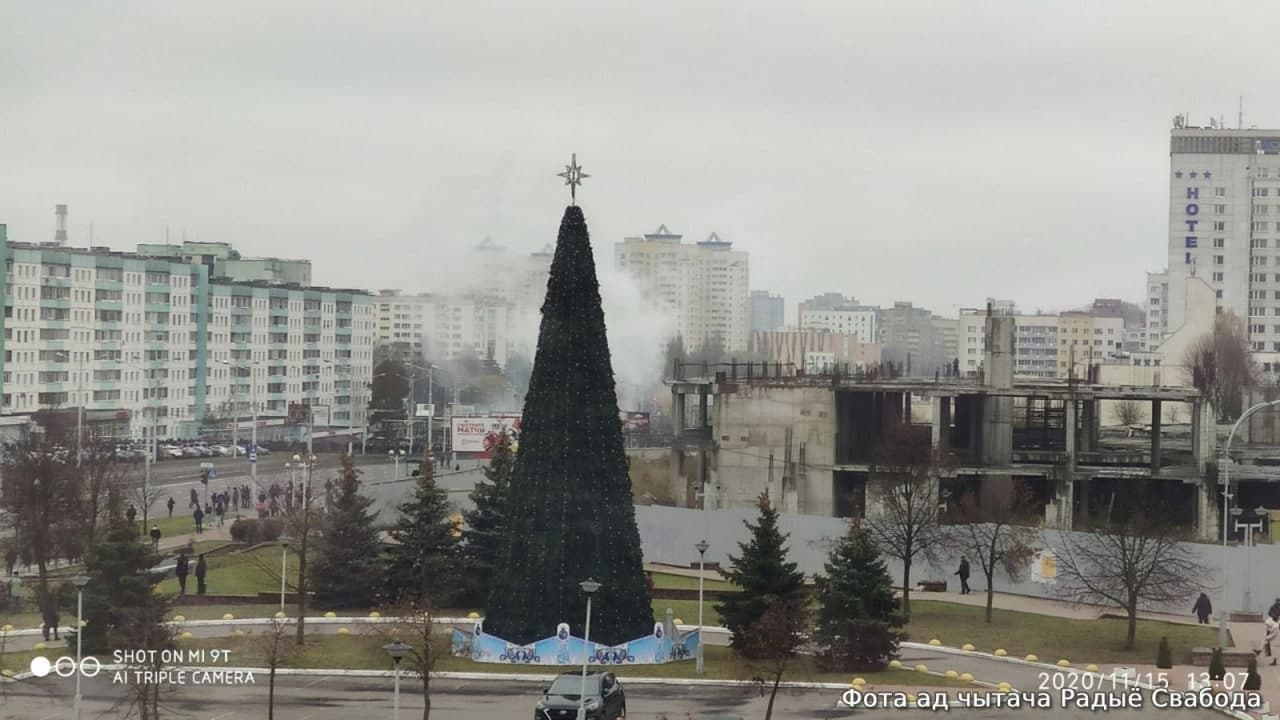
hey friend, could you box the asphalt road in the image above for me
[0,675,1230,720]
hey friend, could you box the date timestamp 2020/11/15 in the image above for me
[1039,670,1252,692]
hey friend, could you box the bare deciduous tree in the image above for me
[945,484,1038,623]
[1114,399,1146,427]
[374,602,446,720]
[1185,310,1255,421]
[738,595,807,720]
[259,613,294,720]
[864,424,944,619]
[110,614,178,720]
[1055,521,1208,650]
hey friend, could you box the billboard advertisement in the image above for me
[619,411,650,434]
[451,415,521,456]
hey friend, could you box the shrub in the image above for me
[229,519,256,544]
[260,518,284,542]
[1208,648,1225,681]
[1156,636,1172,669]
[1244,656,1261,690]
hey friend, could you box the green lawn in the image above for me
[650,572,735,592]
[155,545,298,596]
[903,600,1221,665]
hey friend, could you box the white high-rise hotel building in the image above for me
[1160,123,1280,371]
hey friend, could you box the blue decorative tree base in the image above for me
[451,620,699,666]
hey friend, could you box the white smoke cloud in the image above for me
[598,264,674,412]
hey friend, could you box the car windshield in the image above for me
[548,676,600,696]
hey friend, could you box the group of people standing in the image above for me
[175,552,208,595]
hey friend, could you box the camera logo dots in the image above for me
[28,656,101,678]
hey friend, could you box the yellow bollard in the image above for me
[994,649,1007,656]
[1085,664,1099,673]
[851,677,866,688]
[222,613,235,621]
[915,664,929,673]
[1025,654,1039,662]
[368,611,381,619]
[173,614,186,623]
[180,631,193,640]
[325,611,337,619]
[338,627,350,635]
[945,670,959,679]
[889,659,904,669]
[928,638,942,647]
[961,643,975,651]
[960,672,974,682]
[1057,659,1070,667]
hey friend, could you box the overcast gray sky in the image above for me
[4,1,1280,321]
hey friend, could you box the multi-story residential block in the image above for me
[614,225,749,352]
[957,302,1125,379]
[878,301,953,375]
[137,241,312,285]
[0,227,374,440]
[799,302,878,344]
[375,290,445,358]
[748,291,785,333]
[1162,121,1280,371]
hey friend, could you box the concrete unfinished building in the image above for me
[670,309,1235,540]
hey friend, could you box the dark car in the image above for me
[534,672,625,720]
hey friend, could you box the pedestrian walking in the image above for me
[126,504,137,526]
[149,524,162,551]
[189,488,199,510]
[195,554,208,595]
[166,496,175,518]
[955,557,971,595]
[41,598,60,641]
[1268,598,1280,623]
[193,507,204,534]
[5,548,16,576]
[215,500,225,528]
[1193,592,1213,624]
[1264,617,1280,666]
[175,552,190,595]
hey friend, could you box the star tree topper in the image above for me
[557,154,589,205]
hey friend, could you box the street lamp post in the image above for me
[383,641,410,720]
[389,449,406,480]
[1236,506,1267,613]
[577,578,601,720]
[1219,399,1280,647]
[695,540,709,675]
[72,574,89,720]
[278,536,291,612]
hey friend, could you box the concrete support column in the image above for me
[931,396,952,451]
[1046,399,1078,529]
[903,393,912,424]
[1191,400,1203,472]
[1151,399,1163,473]
[698,390,709,428]
[884,392,903,428]
[1081,400,1094,453]
[672,389,686,437]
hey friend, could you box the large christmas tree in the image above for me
[483,203,652,646]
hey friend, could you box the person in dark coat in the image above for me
[195,554,208,595]
[175,552,190,595]
[149,525,162,551]
[41,599,60,641]
[193,507,204,534]
[955,557,971,595]
[1193,592,1213,624]
[167,496,175,518]
[5,548,16,576]
[125,504,137,525]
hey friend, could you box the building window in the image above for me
[1215,221,1227,231]
[1214,272,1225,282]
[1215,255,1225,265]
[1255,239,1270,249]
[1217,187,1228,197]
[1215,204,1227,214]
[1214,238,1225,248]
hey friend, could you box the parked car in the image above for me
[162,445,185,459]
[534,672,625,720]
[211,444,233,457]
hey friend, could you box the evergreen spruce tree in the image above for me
[461,434,514,606]
[311,455,383,609]
[384,459,461,605]
[75,517,170,655]
[483,204,653,646]
[815,523,904,671]
[717,493,807,657]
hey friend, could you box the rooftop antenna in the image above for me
[54,204,68,245]
[1238,96,1243,130]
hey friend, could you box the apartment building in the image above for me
[0,227,374,440]
[614,225,749,352]
[957,303,1124,379]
